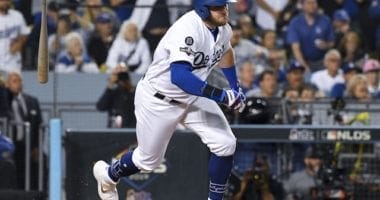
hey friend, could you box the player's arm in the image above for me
[218,47,240,91]
[170,61,243,110]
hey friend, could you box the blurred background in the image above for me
[0,0,380,199]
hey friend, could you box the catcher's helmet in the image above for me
[194,0,237,20]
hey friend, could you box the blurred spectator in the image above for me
[317,0,342,18]
[330,62,362,98]
[287,0,335,72]
[238,62,256,94]
[87,12,116,72]
[233,154,284,200]
[96,67,136,128]
[333,9,352,46]
[229,0,256,21]
[0,0,30,73]
[83,0,117,25]
[13,0,32,25]
[6,71,43,190]
[247,70,279,98]
[55,32,99,73]
[362,59,380,97]
[167,0,192,24]
[297,85,317,124]
[299,85,316,102]
[282,60,307,94]
[48,14,72,65]
[337,31,366,66]
[231,22,269,74]
[255,0,289,31]
[368,0,380,50]
[276,0,300,37]
[284,145,322,200]
[356,0,378,52]
[106,21,151,75]
[279,86,300,124]
[128,0,170,52]
[106,0,135,22]
[238,14,259,43]
[310,49,344,96]
[282,86,299,103]
[346,74,371,101]
[63,4,94,37]
[260,30,287,75]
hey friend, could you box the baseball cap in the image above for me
[287,60,305,73]
[363,59,380,73]
[341,62,361,74]
[333,9,350,22]
[96,12,112,23]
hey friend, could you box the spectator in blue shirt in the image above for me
[287,0,335,72]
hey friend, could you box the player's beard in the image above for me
[208,14,229,27]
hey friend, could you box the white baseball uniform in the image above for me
[0,9,30,72]
[132,11,236,171]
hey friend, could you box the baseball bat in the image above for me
[37,0,48,84]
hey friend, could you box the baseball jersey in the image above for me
[0,9,30,72]
[143,11,232,103]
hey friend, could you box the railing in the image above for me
[0,119,46,192]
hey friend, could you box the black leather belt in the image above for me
[154,93,181,104]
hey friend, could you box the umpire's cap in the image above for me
[194,0,237,20]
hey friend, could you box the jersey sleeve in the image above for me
[222,24,233,55]
[163,21,200,64]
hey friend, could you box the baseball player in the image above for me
[93,1,245,200]
[0,0,30,73]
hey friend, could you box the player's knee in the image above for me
[211,136,236,157]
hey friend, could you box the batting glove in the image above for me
[224,88,246,112]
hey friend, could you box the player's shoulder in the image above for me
[170,11,203,32]
[166,11,203,38]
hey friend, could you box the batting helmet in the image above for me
[194,0,237,20]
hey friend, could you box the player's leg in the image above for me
[94,79,185,199]
[182,97,236,200]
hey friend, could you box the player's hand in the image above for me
[223,88,246,112]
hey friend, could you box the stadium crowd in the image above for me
[0,0,380,199]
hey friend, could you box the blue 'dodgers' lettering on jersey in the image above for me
[210,45,225,67]
[0,25,21,39]
[179,44,225,71]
